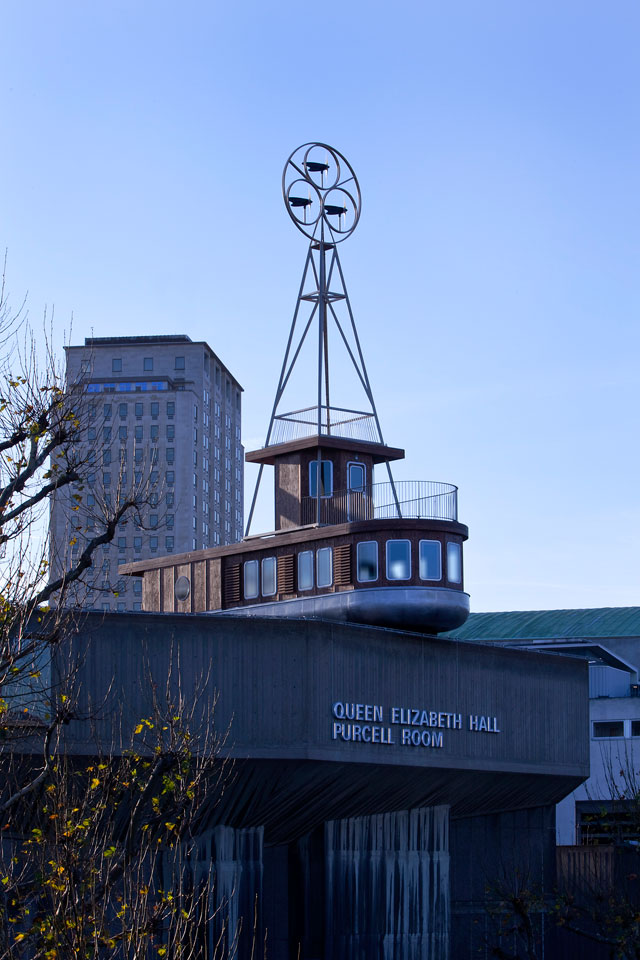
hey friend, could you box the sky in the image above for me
[1,0,639,612]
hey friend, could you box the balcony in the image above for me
[301,480,458,526]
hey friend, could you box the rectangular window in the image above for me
[309,460,333,498]
[149,514,158,528]
[175,356,185,370]
[134,537,142,552]
[119,426,127,441]
[143,357,153,371]
[632,721,640,737]
[166,492,174,506]
[112,358,122,372]
[167,401,175,418]
[419,540,442,581]
[102,473,110,486]
[103,450,111,465]
[104,403,112,419]
[88,427,96,441]
[262,557,276,597]
[118,537,126,551]
[150,425,158,441]
[166,471,174,485]
[387,540,411,580]
[167,424,175,440]
[135,448,143,463]
[165,536,174,551]
[119,403,127,419]
[89,403,96,419]
[167,514,174,528]
[166,447,175,462]
[150,470,158,485]
[244,560,259,599]
[447,542,462,583]
[317,547,333,587]
[135,402,143,418]
[357,541,378,582]
[593,721,624,738]
[151,402,159,419]
[135,425,143,441]
[119,382,131,392]
[150,536,158,551]
[103,426,111,442]
[298,551,314,591]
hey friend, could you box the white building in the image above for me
[50,335,243,611]
[446,607,640,845]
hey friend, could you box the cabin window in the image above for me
[447,542,462,583]
[309,460,333,498]
[298,551,314,591]
[357,541,378,582]
[347,462,366,491]
[419,540,442,581]
[387,540,411,580]
[244,560,259,599]
[317,547,333,587]
[262,557,276,597]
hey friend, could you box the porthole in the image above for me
[174,576,191,602]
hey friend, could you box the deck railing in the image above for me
[270,406,378,445]
[301,480,458,525]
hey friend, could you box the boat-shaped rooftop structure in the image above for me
[123,143,469,633]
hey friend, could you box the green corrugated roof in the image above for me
[444,607,640,642]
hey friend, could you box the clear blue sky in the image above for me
[2,0,639,612]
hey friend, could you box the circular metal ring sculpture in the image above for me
[282,142,361,243]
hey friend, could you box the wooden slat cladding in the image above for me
[277,555,295,595]
[334,544,352,586]
[224,563,241,605]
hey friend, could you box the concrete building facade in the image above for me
[50,335,243,611]
[445,607,640,846]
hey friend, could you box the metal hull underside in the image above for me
[209,585,470,633]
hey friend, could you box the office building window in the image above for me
[165,536,174,551]
[118,537,126,552]
[112,358,122,372]
[167,514,174,527]
[150,425,159,441]
[89,403,96,419]
[119,426,127,441]
[166,492,174,506]
[149,514,158,528]
[135,426,143,441]
[166,471,174,485]
[593,721,624,739]
[103,450,111,466]
[119,403,127,419]
[134,537,142,553]
[151,402,159,419]
[135,402,143,418]
[103,426,111,442]
[167,424,175,439]
[104,403,112,419]
[150,536,158,552]
[135,448,143,463]
[167,448,174,463]
[175,356,185,370]
[167,401,175,418]
[102,473,111,487]
[143,357,153,371]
